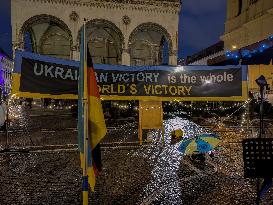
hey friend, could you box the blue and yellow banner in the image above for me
[12,50,248,101]
[13,50,79,99]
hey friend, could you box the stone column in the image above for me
[169,50,178,66]
[69,11,80,61]
[12,41,24,59]
[71,45,80,61]
[12,21,23,58]
[153,46,160,65]
[122,48,130,66]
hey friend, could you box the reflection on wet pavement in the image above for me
[0,106,272,205]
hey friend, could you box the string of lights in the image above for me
[165,101,247,112]
[8,94,253,133]
[225,35,273,60]
[109,99,252,113]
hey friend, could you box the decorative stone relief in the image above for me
[71,45,79,51]
[69,11,79,22]
[122,15,131,25]
[23,0,180,13]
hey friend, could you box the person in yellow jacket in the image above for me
[170,129,184,144]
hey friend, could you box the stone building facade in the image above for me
[11,0,180,66]
[221,0,273,51]
[220,0,273,104]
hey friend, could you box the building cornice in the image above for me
[24,0,180,14]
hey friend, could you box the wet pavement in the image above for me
[0,105,273,205]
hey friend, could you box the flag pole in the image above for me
[83,96,89,205]
[83,19,89,205]
[83,19,90,205]
[79,20,89,205]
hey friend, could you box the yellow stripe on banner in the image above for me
[88,95,107,148]
[100,95,247,101]
[100,81,248,101]
[11,73,21,96]
[11,73,248,101]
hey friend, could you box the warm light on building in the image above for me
[231,45,237,50]
[221,0,273,51]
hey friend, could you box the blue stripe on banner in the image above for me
[242,65,248,81]
[14,50,23,73]
[14,50,248,82]
[14,50,80,73]
[93,64,247,73]
[82,176,89,191]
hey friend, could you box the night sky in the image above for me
[179,0,226,58]
[0,0,12,58]
[0,0,226,59]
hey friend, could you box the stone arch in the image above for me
[19,14,73,48]
[77,19,125,65]
[128,22,173,52]
[128,22,173,66]
[18,14,73,59]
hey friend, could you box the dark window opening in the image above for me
[236,0,243,16]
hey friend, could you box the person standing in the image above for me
[0,99,7,131]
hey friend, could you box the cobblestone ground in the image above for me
[0,106,273,205]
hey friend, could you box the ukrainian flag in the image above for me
[78,23,107,204]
